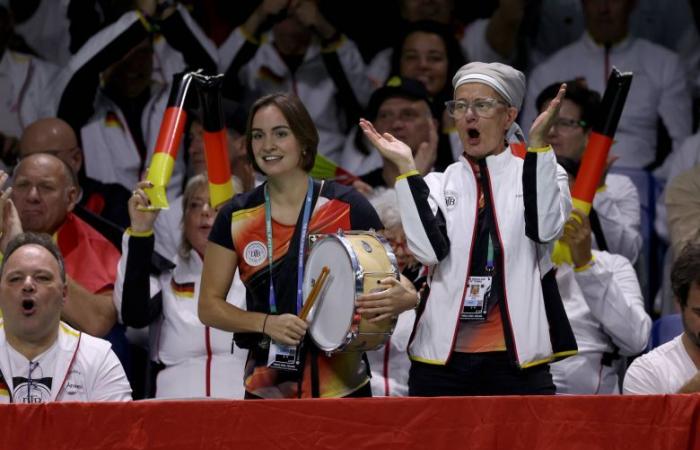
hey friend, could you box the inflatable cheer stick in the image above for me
[193,73,234,208]
[144,71,195,209]
[552,68,633,265]
[310,153,359,185]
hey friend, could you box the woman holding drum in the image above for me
[198,93,418,399]
[360,62,578,396]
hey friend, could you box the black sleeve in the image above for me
[342,184,384,231]
[58,13,150,133]
[209,200,236,252]
[121,234,163,328]
[406,175,450,261]
[159,10,218,73]
[221,36,260,101]
[321,44,363,129]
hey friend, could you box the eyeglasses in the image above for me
[551,118,587,131]
[444,98,507,119]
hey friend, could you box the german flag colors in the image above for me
[552,68,633,265]
[194,73,234,208]
[144,72,194,209]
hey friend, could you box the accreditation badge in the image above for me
[460,276,492,321]
[267,341,302,372]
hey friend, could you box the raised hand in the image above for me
[0,171,22,253]
[414,118,438,176]
[128,180,159,234]
[264,313,308,346]
[529,83,566,149]
[356,275,417,322]
[359,118,416,174]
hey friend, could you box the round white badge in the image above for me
[243,241,268,266]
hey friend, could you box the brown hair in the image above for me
[672,242,700,308]
[245,93,318,173]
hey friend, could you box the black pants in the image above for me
[408,352,556,396]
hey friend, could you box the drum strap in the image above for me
[309,343,320,398]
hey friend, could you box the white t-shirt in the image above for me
[6,342,59,404]
[623,335,698,394]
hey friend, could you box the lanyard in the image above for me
[264,177,314,314]
[486,235,494,273]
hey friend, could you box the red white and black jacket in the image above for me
[395,146,577,368]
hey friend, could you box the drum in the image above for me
[303,231,399,354]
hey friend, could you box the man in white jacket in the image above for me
[0,232,131,403]
[550,202,650,394]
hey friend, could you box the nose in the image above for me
[22,276,36,292]
[26,186,41,202]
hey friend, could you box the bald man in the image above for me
[19,118,131,229]
[3,153,120,337]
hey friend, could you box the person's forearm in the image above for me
[63,282,117,337]
[198,295,266,334]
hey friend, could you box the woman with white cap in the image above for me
[360,62,577,396]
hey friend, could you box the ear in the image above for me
[65,185,78,213]
[504,106,518,131]
[71,147,84,172]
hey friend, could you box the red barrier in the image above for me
[1,395,698,449]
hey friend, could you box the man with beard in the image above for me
[624,243,700,394]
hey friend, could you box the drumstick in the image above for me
[300,266,330,321]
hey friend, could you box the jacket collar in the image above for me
[0,321,81,402]
[582,31,634,54]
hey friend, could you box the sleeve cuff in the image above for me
[127,227,154,238]
[527,145,553,153]
[574,254,596,272]
[396,169,420,181]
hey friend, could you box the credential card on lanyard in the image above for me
[264,177,314,371]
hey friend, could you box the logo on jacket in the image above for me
[445,190,458,210]
[244,241,268,267]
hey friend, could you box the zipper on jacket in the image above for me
[446,162,480,363]
[479,159,519,365]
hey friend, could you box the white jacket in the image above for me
[366,309,415,397]
[395,147,574,367]
[0,50,63,139]
[593,173,643,264]
[522,33,692,169]
[551,251,651,394]
[66,11,186,198]
[0,322,131,402]
[114,232,247,399]
[220,28,373,163]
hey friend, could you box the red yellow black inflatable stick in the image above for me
[144,72,194,209]
[193,73,234,208]
[552,68,633,265]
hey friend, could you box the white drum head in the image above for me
[303,236,356,352]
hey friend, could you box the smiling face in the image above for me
[0,244,65,349]
[250,105,305,178]
[454,83,517,159]
[400,31,449,97]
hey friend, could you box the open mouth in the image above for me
[262,155,282,162]
[22,299,35,315]
[467,129,480,139]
